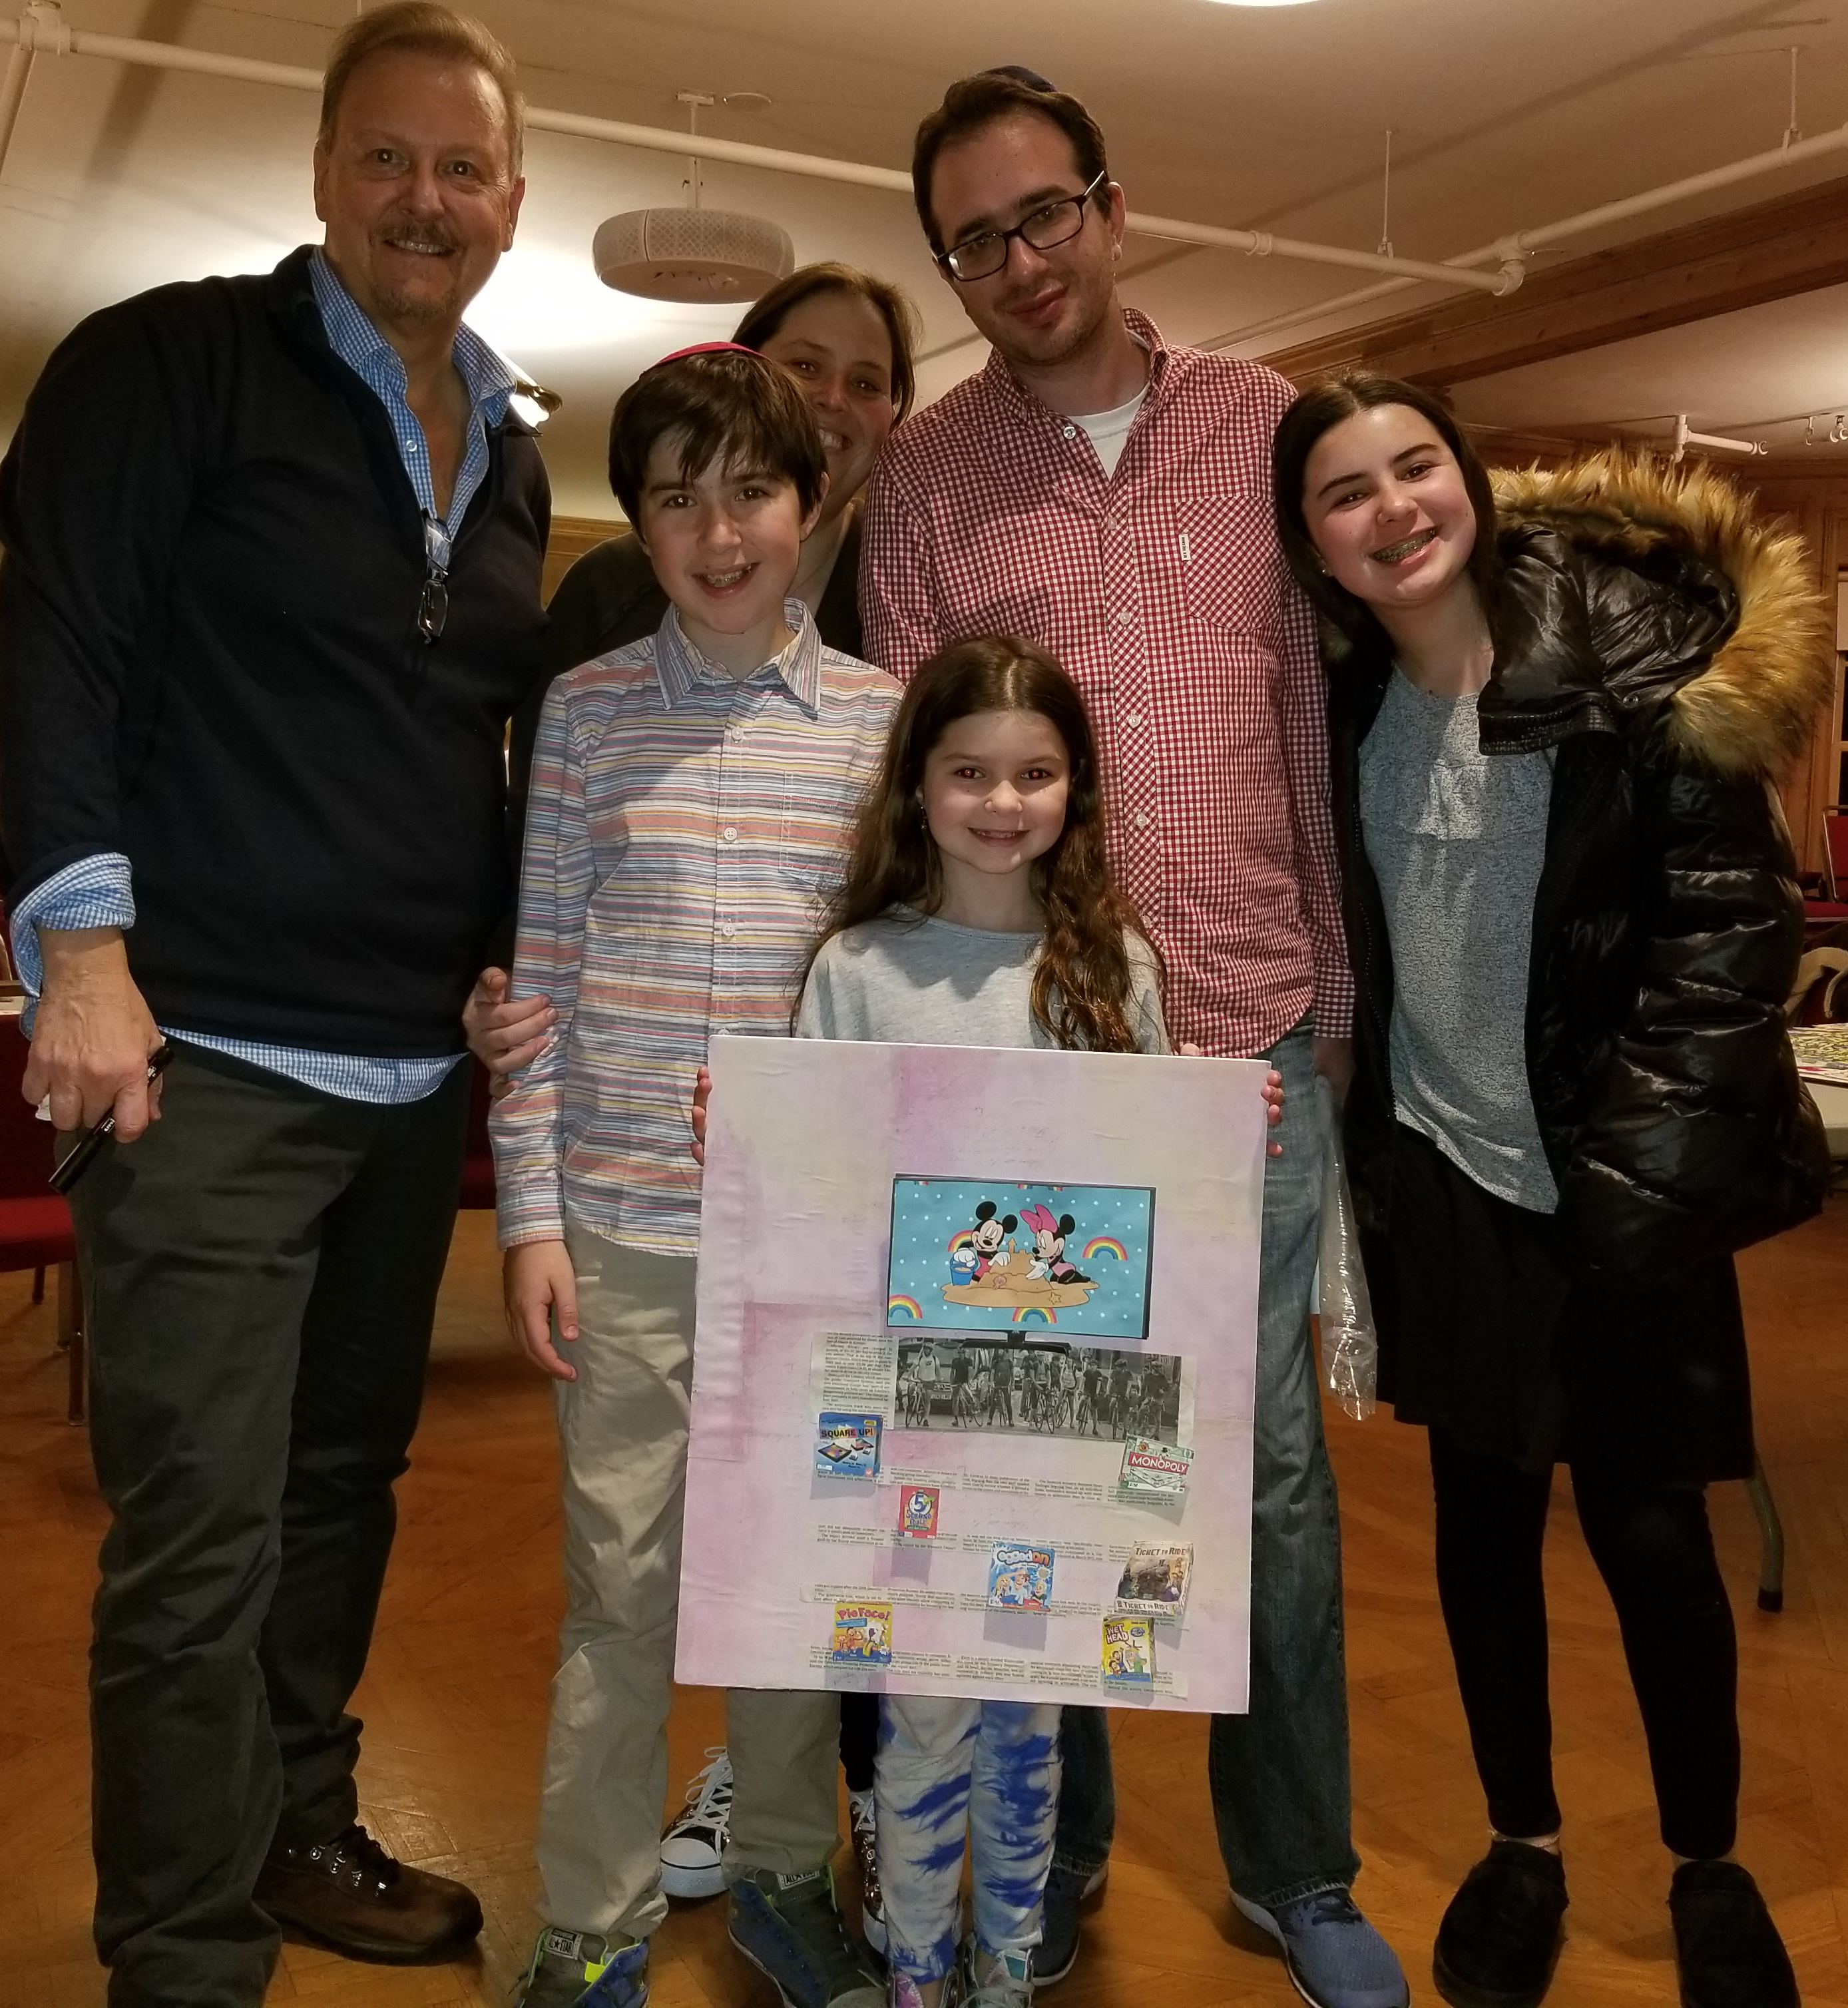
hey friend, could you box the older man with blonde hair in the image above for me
[0,5,549,1999]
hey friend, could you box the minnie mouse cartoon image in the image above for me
[967,1200,1017,1279]
[1019,1204,1089,1286]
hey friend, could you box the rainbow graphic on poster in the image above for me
[887,1178,1157,1340]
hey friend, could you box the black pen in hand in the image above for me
[49,1043,173,1196]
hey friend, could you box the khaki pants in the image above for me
[537,1218,842,1939]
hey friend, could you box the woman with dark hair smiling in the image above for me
[1273,372,1830,2008]
[546,262,920,668]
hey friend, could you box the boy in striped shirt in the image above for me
[491,345,897,2008]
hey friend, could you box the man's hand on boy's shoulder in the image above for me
[466,967,554,1097]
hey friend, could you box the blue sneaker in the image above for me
[728,1864,884,2007]
[1233,1888,1410,2008]
[514,1927,648,2008]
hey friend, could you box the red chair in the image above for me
[0,1017,85,1421]
[1805,806,1848,927]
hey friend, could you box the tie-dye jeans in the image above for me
[875,1695,1062,1985]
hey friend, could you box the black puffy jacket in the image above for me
[1331,450,1834,1274]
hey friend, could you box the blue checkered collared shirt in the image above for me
[10,254,517,1102]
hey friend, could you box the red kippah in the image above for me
[646,340,764,370]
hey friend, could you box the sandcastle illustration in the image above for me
[941,1242,1097,1314]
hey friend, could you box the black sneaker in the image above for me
[1035,1863,1106,1987]
[1670,1860,1799,2008]
[1433,1841,1568,2008]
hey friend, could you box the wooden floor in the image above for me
[4,1197,1846,2008]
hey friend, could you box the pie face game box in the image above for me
[831,1599,893,1666]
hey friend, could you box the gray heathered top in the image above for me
[1359,670,1558,1213]
[796,909,1170,1055]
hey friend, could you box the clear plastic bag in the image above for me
[1314,1074,1378,1421]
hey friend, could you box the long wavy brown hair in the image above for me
[799,636,1159,1051]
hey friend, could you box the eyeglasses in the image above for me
[418,513,449,644]
[417,567,449,643]
[938,170,1108,283]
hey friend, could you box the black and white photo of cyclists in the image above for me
[893,1340,1183,1441]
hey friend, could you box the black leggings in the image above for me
[841,1690,879,1794]
[1429,1427,1739,1861]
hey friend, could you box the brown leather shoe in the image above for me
[255,1822,483,1963]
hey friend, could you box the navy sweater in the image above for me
[0,246,550,1057]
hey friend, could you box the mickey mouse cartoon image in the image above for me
[1019,1204,1089,1285]
[967,1200,1017,1278]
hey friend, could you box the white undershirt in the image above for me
[1071,384,1148,477]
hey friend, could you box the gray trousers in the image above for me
[538,1222,841,1939]
[69,1043,471,2008]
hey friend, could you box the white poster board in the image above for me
[676,1035,1266,1712]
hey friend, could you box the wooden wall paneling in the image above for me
[1258,178,1848,390]
[1721,467,1848,878]
[543,513,626,605]
[1465,424,1619,471]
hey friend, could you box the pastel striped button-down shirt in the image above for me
[491,601,900,1255]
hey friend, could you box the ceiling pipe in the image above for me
[0,43,33,163]
[0,7,1516,296]
[1200,115,1848,354]
[1128,211,1522,294]
[0,0,62,169]
[1671,413,1765,463]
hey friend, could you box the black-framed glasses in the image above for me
[418,513,449,644]
[938,170,1108,283]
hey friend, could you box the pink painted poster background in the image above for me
[677,1036,1266,1713]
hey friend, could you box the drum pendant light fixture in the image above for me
[594,91,795,304]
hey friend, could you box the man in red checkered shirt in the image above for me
[860,71,1408,2008]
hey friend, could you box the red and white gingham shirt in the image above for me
[859,309,1352,1055]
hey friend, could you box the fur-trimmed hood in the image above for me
[1491,449,1833,781]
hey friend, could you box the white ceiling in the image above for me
[3,0,1848,514]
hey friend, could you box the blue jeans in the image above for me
[1054,1019,1360,1907]
[876,1697,1062,1984]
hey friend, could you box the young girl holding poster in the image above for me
[696,637,1280,2007]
